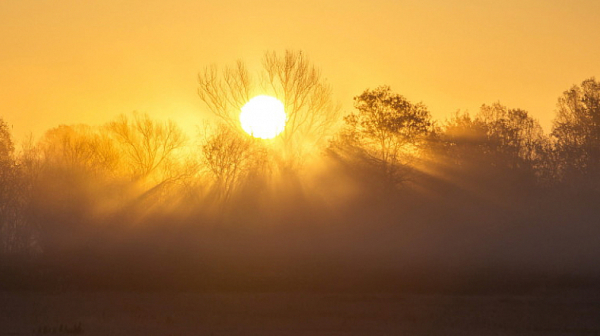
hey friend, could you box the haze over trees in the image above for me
[1,53,599,292]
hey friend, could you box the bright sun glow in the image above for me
[239,95,286,139]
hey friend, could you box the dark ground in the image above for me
[2,290,600,336]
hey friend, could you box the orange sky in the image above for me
[2,0,599,141]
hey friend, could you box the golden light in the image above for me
[239,95,286,139]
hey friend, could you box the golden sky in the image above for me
[2,0,599,140]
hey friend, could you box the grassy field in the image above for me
[1,290,600,335]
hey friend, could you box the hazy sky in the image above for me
[2,0,599,140]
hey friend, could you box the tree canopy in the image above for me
[552,77,600,186]
[331,86,433,186]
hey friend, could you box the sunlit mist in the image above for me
[3,1,600,334]
[239,95,286,139]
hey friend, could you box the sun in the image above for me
[239,95,286,139]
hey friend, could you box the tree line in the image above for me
[1,51,599,284]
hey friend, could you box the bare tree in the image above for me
[198,50,340,163]
[201,123,268,201]
[107,112,187,182]
[262,50,340,151]
[40,124,120,176]
[197,61,254,130]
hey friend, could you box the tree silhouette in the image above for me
[198,50,340,165]
[552,77,600,188]
[0,118,14,167]
[0,118,38,254]
[262,50,340,151]
[107,112,187,182]
[478,103,547,172]
[330,86,433,186]
[197,60,253,131]
[201,123,267,201]
[40,124,120,177]
[440,105,548,199]
[0,118,17,253]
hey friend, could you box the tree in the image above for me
[0,118,37,254]
[197,60,253,131]
[0,118,17,252]
[201,123,267,201]
[262,50,340,150]
[478,103,547,172]
[441,104,548,186]
[0,119,14,169]
[107,112,187,182]
[40,124,120,177]
[330,86,433,186]
[551,77,600,186]
[441,110,488,162]
[198,50,340,163]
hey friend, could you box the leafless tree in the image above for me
[107,112,187,182]
[198,50,340,164]
[198,61,254,130]
[201,123,268,201]
[40,124,120,176]
[262,50,340,151]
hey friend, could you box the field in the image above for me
[2,290,600,335]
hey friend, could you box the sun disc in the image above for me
[240,95,286,139]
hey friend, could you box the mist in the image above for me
[2,78,600,295]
